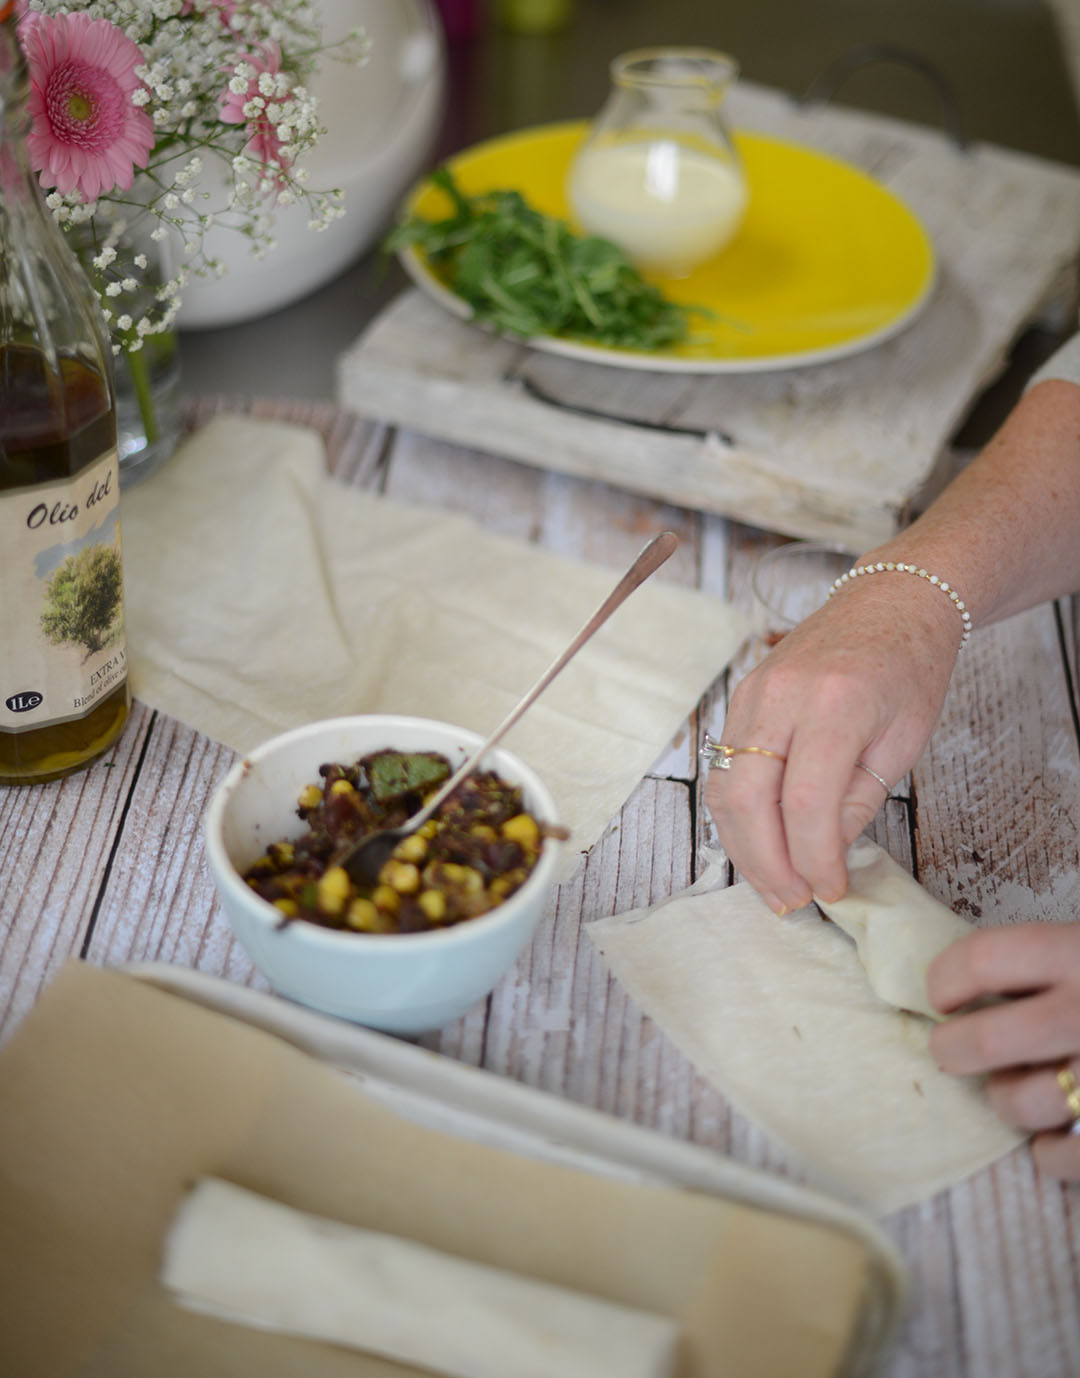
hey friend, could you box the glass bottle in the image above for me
[0,10,131,785]
[495,0,573,34]
[567,48,748,278]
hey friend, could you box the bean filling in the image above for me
[242,749,552,934]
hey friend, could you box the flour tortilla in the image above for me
[587,839,1024,1215]
[815,834,973,1019]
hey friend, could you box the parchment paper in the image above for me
[120,417,748,881]
[0,962,870,1378]
[587,840,1024,1216]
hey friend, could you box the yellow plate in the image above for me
[398,121,936,373]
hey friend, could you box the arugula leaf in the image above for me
[385,167,712,351]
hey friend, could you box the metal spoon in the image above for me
[333,530,680,887]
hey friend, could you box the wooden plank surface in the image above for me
[1,394,1079,1378]
[0,702,155,1044]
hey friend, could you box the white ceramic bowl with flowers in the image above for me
[178,0,446,327]
[204,715,563,1036]
[16,0,370,355]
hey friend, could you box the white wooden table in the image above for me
[2,390,1079,1377]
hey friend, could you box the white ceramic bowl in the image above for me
[177,0,446,328]
[205,715,561,1035]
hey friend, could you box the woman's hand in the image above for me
[706,574,960,913]
[928,924,1080,1180]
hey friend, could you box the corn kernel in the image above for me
[267,841,294,867]
[418,820,440,839]
[392,833,428,864]
[381,860,421,894]
[469,824,497,842]
[373,884,401,914]
[417,889,447,922]
[501,813,539,849]
[272,898,299,917]
[329,778,355,796]
[442,863,483,894]
[345,898,383,931]
[316,865,350,916]
[298,783,323,810]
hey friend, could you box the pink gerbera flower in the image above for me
[219,42,291,177]
[22,12,154,203]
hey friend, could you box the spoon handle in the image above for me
[412,530,679,825]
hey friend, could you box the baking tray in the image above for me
[126,962,907,1377]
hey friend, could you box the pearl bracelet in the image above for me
[827,561,973,647]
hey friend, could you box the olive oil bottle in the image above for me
[0,9,130,784]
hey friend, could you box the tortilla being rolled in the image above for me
[815,835,973,1019]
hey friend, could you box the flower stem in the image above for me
[124,345,158,445]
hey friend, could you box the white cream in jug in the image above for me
[569,140,747,275]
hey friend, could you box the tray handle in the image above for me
[800,41,968,151]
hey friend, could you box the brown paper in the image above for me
[0,962,871,1378]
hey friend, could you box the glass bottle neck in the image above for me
[0,19,32,202]
[1,24,49,233]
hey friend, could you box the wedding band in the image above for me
[855,761,890,792]
[1057,1065,1080,1123]
[700,734,787,771]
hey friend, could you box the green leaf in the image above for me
[384,168,717,352]
[367,751,452,803]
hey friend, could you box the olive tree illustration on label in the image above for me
[40,541,124,659]
[1,448,129,761]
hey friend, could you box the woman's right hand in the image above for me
[706,571,962,913]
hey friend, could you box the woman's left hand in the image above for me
[928,922,1080,1180]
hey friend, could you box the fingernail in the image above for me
[763,892,788,917]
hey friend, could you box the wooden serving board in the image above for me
[337,82,1080,550]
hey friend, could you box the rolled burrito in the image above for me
[160,1177,681,1378]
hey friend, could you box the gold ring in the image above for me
[700,734,786,771]
[1057,1065,1080,1122]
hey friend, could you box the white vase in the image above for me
[177,0,446,330]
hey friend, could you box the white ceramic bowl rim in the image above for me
[205,715,561,952]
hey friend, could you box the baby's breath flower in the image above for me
[32,0,367,349]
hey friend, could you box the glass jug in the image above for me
[568,48,748,278]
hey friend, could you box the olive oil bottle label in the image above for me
[0,448,127,734]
